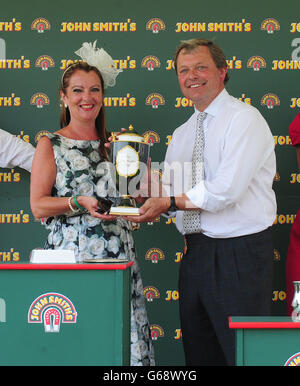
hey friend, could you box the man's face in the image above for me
[176,46,227,111]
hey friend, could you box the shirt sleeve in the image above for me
[186,109,275,213]
[0,129,35,171]
[289,112,300,146]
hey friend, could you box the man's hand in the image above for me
[124,194,200,223]
[104,128,126,150]
[123,197,170,223]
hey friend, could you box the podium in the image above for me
[0,262,133,366]
[229,316,300,366]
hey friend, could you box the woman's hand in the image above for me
[76,196,118,221]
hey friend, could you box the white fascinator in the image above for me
[74,40,122,88]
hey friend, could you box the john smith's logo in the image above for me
[247,56,267,71]
[141,55,161,71]
[28,292,77,333]
[35,55,55,70]
[35,130,51,143]
[143,130,160,146]
[146,18,166,34]
[261,18,280,34]
[30,93,50,108]
[145,93,165,109]
[150,324,165,340]
[144,286,160,302]
[145,248,165,263]
[31,18,51,33]
[261,93,280,109]
[285,352,300,366]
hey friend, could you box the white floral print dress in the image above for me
[43,133,155,366]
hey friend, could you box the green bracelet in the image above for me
[73,195,85,210]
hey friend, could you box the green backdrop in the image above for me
[1,0,300,365]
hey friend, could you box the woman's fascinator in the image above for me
[63,40,122,88]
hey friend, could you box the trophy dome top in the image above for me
[114,125,146,144]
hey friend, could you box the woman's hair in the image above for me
[173,38,229,84]
[60,61,109,160]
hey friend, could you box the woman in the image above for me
[30,42,155,366]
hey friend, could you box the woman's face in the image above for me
[61,69,103,125]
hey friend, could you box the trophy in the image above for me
[109,125,150,216]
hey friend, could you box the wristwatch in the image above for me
[168,196,179,212]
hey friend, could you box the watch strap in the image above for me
[168,196,178,211]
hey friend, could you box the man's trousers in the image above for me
[179,228,274,366]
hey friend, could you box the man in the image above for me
[0,129,35,171]
[126,39,277,366]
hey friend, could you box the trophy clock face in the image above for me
[116,145,139,177]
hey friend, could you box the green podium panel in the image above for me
[0,262,132,366]
[230,316,300,366]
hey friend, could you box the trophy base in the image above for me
[109,206,140,216]
[109,196,139,216]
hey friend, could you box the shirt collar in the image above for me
[194,88,229,118]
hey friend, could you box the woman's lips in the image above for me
[80,104,94,111]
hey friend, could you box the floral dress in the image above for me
[43,133,155,366]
